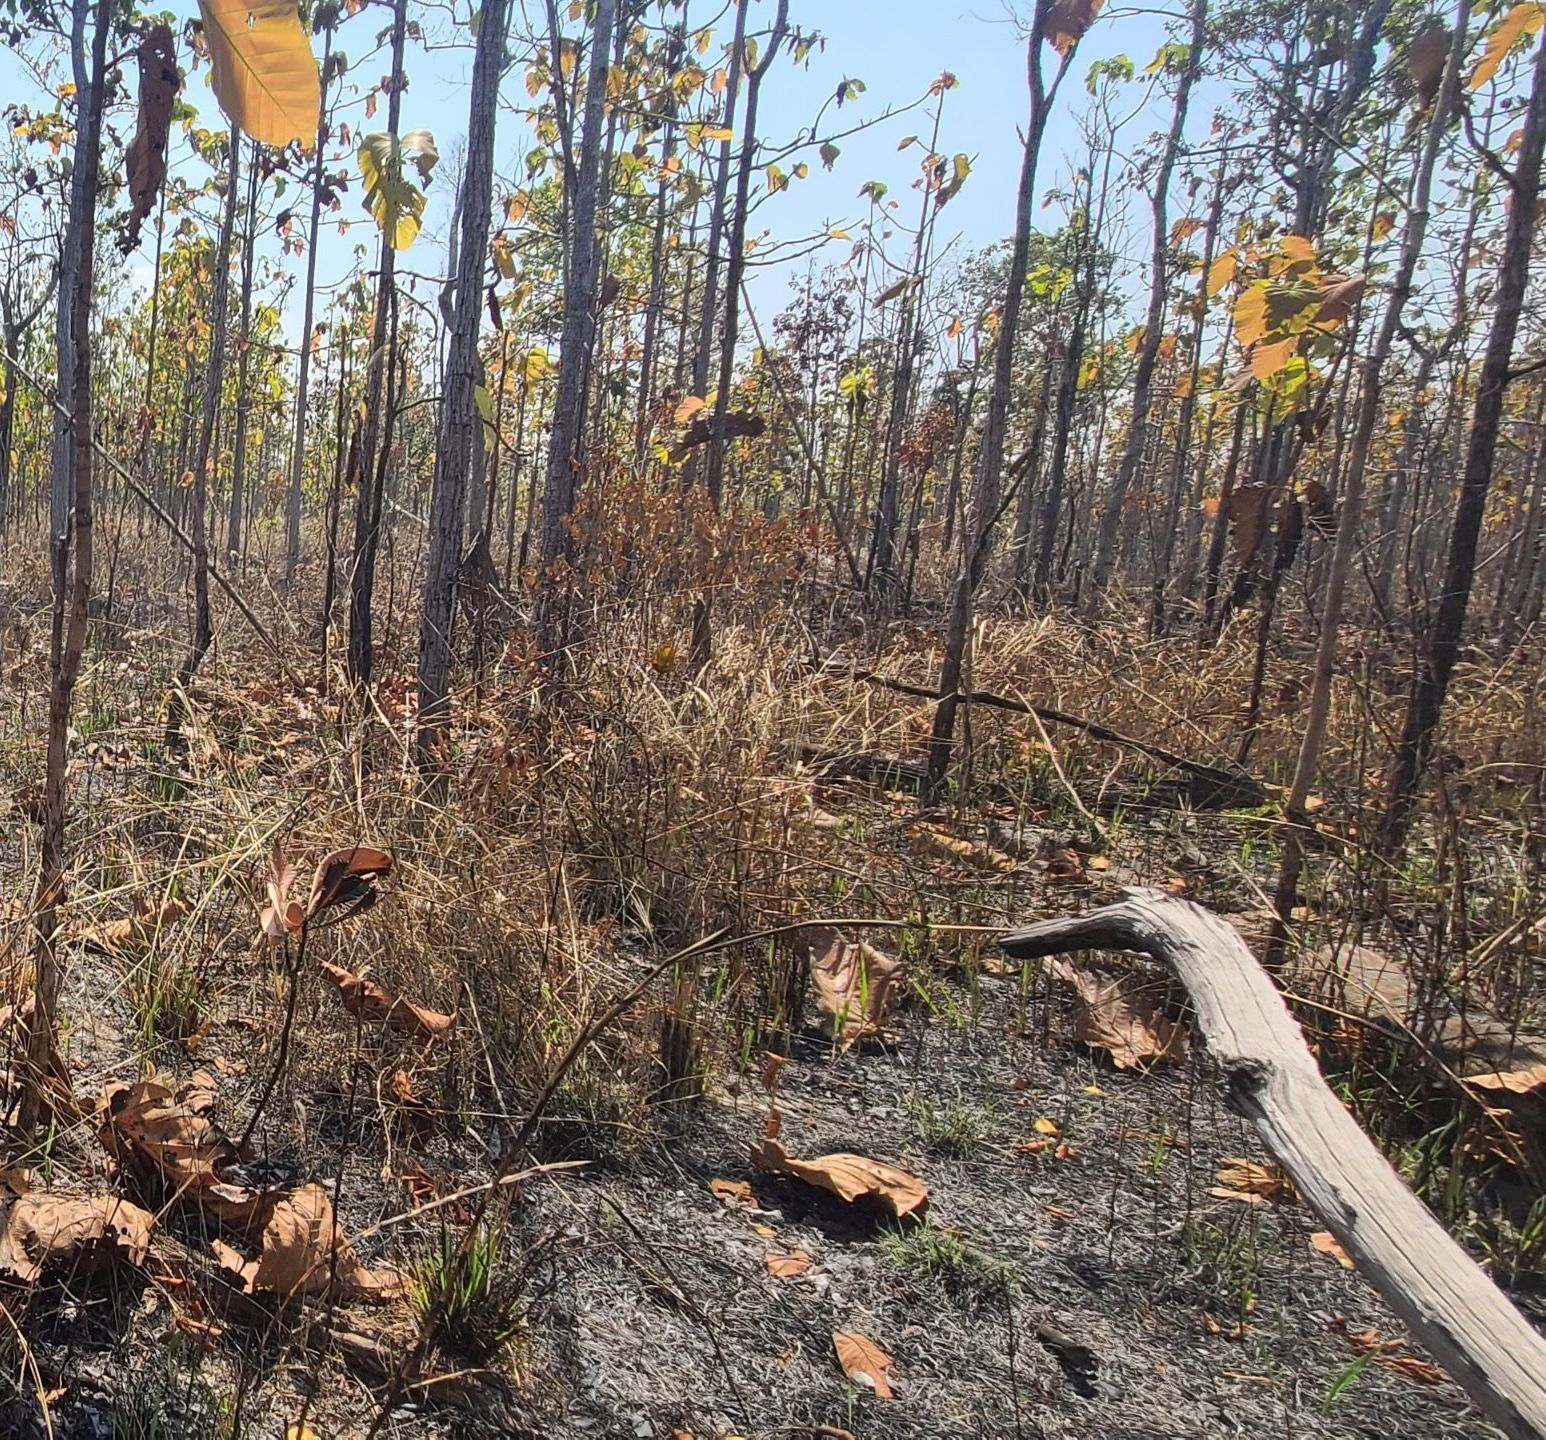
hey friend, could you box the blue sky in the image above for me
[7,0,1189,344]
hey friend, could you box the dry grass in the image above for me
[0,510,1538,1432]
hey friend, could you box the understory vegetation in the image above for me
[0,0,1543,1435]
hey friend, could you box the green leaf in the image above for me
[358,129,439,249]
[819,141,839,169]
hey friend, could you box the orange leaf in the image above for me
[1311,1231,1354,1269]
[765,1248,813,1278]
[833,1330,896,1398]
[321,963,455,1040]
[750,1138,928,1220]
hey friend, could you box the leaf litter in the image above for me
[1046,956,1189,1068]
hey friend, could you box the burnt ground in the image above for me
[492,981,1523,1440]
[8,925,1531,1440]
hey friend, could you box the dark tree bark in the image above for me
[538,0,619,605]
[347,0,407,686]
[1382,35,1546,851]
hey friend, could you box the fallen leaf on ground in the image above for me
[386,1069,434,1142]
[1310,1231,1354,1269]
[1211,1157,1294,1206]
[710,1178,753,1204]
[1045,846,1086,882]
[908,823,1017,873]
[750,1138,928,1220]
[0,1193,154,1282]
[1466,1061,1546,1096]
[765,1248,813,1278]
[1329,1316,1444,1385]
[76,892,189,956]
[99,1077,269,1224]
[321,963,454,1040]
[833,1330,895,1398]
[799,926,904,1050]
[1047,958,1189,1068]
[218,1182,403,1300]
[1033,1116,1060,1136]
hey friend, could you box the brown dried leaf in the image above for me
[1310,1231,1355,1269]
[1047,958,1189,1069]
[909,823,1017,873]
[1046,846,1086,882]
[99,1079,268,1224]
[220,1182,404,1300]
[1043,0,1104,55]
[77,892,190,957]
[0,1193,154,1283]
[307,844,393,922]
[321,962,454,1040]
[765,1248,813,1279]
[1467,1061,1546,1096]
[124,25,179,252]
[1213,1157,1293,1205]
[801,927,904,1050]
[709,1177,753,1204]
[1315,274,1366,327]
[750,1138,928,1220]
[833,1330,896,1398]
[261,839,303,943]
[1226,484,1271,566]
[1408,24,1451,104]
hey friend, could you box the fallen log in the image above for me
[1001,889,1546,1440]
[835,666,1264,807]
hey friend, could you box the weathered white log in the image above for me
[1002,888,1546,1440]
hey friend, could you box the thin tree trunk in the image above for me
[174,127,240,710]
[226,139,258,559]
[1088,0,1204,613]
[347,0,407,686]
[416,0,511,767]
[538,0,619,612]
[26,0,109,1126]
[283,23,334,588]
[1382,34,1546,851]
[928,4,1070,790]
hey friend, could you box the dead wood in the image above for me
[1001,888,1546,1440]
[836,666,1265,807]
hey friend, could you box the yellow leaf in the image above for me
[1277,233,1316,272]
[1206,249,1237,298]
[1372,210,1395,241]
[1033,1116,1060,1136]
[1472,2,1546,90]
[198,0,321,149]
[674,395,706,425]
[1251,337,1297,381]
[828,226,851,240]
[1233,283,1270,346]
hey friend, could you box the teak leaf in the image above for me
[833,1330,896,1398]
[199,0,321,149]
[358,129,439,250]
[123,25,179,253]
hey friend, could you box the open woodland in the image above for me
[3,0,1546,1434]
